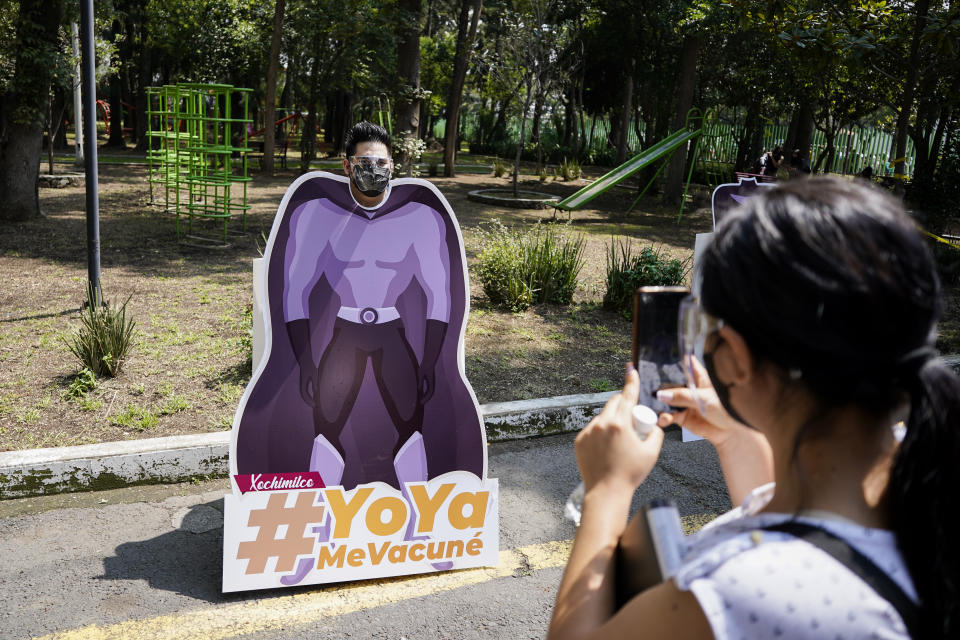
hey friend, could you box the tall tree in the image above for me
[890,0,930,185]
[105,17,126,148]
[397,0,424,144]
[262,0,286,173]
[662,32,700,205]
[443,0,483,177]
[0,0,66,221]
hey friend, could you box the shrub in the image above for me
[477,222,586,311]
[492,157,510,178]
[603,239,690,318]
[63,285,137,378]
[559,157,581,181]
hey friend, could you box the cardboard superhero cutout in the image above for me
[710,176,776,228]
[223,173,497,592]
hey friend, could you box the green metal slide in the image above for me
[554,108,707,218]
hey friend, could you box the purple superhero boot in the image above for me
[281,434,344,586]
[310,434,345,487]
[394,433,453,571]
[309,433,343,544]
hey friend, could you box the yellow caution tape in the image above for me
[922,229,960,251]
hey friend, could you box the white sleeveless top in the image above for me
[673,484,917,640]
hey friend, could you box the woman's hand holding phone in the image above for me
[656,356,774,504]
[654,356,747,448]
[575,366,665,495]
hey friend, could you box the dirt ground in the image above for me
[0,157,716,451]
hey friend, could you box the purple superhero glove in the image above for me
[419,320,448,403]
[286,319,315,406]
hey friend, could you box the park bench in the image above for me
[734,171,777,183]
[250,137,289,169]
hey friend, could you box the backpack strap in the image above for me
[763,521,919,639]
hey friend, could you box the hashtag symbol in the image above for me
[236,491,326,575]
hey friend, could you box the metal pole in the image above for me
[80,0,101,304]
[71,23,84,166]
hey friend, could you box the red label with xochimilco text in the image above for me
[235,472,325,494]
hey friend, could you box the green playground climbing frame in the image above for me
[146,83,253,245]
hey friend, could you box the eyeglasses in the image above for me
[349,155,393,170]
[678,294,724,413]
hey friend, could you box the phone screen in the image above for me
[632,287,689,413]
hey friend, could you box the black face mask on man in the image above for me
[702,336,752,428]
[350,162,391,197]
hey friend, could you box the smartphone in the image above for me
[632,286,690,413]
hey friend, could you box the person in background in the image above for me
[788,148,811,177]
[761,145,784,176]
[547,177,959,640]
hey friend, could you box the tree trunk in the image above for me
[106,20,126,148]
[784,109,800,155]
[262,0,286,173]
[617,58,635,165]
[513,79,534,198]
[735,101,761,171]
[122,65,135,143]
[663,35,702,205]
[814,125,836,173]
[928,105,951,177]
[300,36,321,174]
[890,0,930,184]
[577,72,586,158]
[443,0,482,177]
[52,90,68,149]
[134,36,151,152]
[0,0,65,221]
[397,0,423,140]
[586,112,596,156]
[492,95,513,143]
[531,89,545,146]
[300,102,317,174]
[331,90,352,156]
[794,102,814,162]
[0,116,43,220]
[561,86,573,148]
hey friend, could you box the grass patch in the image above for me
[110,404,160,431]
[78,396,103,412]
[588,378,616,392]
[158,395,190,415]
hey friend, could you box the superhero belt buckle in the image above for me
[360,307,379,325]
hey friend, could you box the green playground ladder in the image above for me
[147,83,253,246]
[554,108,713,221]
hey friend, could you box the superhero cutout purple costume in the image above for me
[231,172,485,493]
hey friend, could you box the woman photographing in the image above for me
[547,178,959,640]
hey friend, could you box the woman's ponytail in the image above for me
[889,359,960,639]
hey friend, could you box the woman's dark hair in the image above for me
[345,121,392,157]
[699,177,959,638]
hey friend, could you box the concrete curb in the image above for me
[466,189,561,209]
[0,391,616,499]
[4,357,957,500]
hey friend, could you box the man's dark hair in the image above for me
[345,121,392,157]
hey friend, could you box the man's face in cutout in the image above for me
[342,141,393,206]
